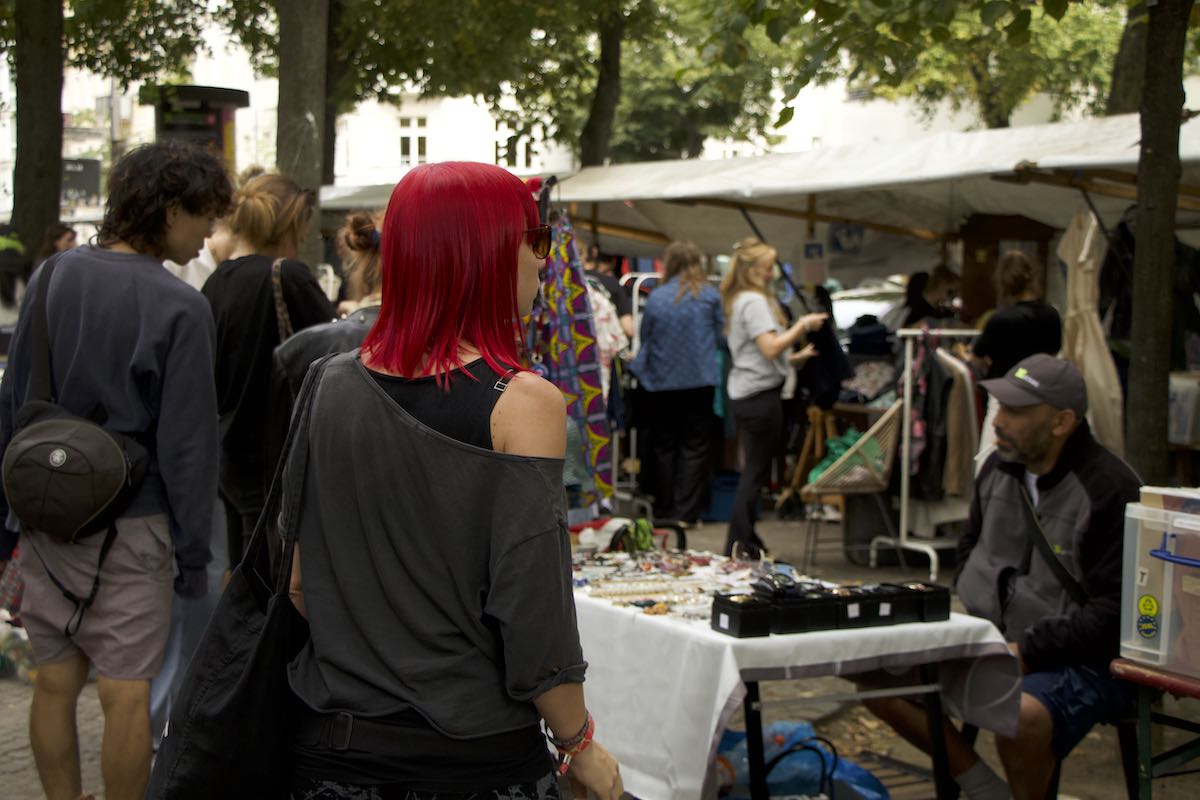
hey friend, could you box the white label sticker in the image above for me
[719,613,730,630]
[1137,567,1150,588]
[847,603,861,619]
[880,602,892,617]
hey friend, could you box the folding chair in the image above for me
[797,400,903,573]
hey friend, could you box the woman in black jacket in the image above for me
[201,173,334,565]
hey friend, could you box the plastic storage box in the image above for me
[1120,503,1200,679]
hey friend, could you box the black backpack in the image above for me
[1,256,151,633]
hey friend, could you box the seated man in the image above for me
[864,354,1140,800]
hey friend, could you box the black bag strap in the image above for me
[1017,483,1089,606]
[28,254,63,403]
[26,521,119,637]
[237,353,336,598]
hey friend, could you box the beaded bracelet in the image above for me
[548,710,592,750]
[551,713,596,776]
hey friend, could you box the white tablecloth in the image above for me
[575,594,1019,800]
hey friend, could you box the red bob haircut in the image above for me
[361,162,539,382]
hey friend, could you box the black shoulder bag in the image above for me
[147,353,334,800]
[1017,484,1089,606]
[1,255,151,634]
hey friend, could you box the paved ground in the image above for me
[0,517,1196,798]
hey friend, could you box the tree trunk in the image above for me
[1127,0,1194,485]
[321,0,347,188]
[1106,2,1147,115]
[11,0,64,261]
[969,59,1010,129]
[275,0,328,268]
[578,7,625,167]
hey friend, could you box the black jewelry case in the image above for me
[711,593,773,638]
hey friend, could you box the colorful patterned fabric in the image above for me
[526,215,612,503]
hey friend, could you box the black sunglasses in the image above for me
[525,225,552,259]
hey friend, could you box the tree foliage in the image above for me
[217,0,785,165]
[711,0,1133,129]
[861,3,1125,127]
[0,0,209,85]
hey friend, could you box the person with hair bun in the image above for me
[284,162,622,799]
[719,237,826,557]
[201,173,335,565]
[973,251,1062,380]
[972,251,1062,464]
[273,210,385,404]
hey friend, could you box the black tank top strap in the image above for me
[368,359,511,450]
[492,367,519,393]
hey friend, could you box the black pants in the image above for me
[725,386,783,555]
[218,453,266,570]
[645,386,715,523]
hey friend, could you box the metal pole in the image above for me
[737,206,803,299]
[900,334,914,551]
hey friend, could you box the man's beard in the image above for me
[995,432,1049,466]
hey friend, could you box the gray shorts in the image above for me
[18,514,175,680]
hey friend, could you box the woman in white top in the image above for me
[719,237,826,556]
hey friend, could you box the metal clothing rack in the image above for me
[606,272,660,517]
[869,327,979,582]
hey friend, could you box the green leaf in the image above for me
[1006,8,1032,35]
[931,25,951,43]
[1043,0,1069,21]
[775,105,795,128]
[934,0,959,23]
[1006,24,1032,47]
[766,15,790,45]
[731,12,749,35]
[981,1,1011,27]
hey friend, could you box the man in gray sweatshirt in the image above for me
[0,140,231,800]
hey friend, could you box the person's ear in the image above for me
[1052,408,1077,437]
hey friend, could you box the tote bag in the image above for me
[146,355,331,799]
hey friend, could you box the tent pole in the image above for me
[677,197,945,242]
[738,206,803,298]
[806,194,817,239]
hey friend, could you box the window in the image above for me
[400,115,427,166]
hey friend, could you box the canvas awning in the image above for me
[321,113,1200,270]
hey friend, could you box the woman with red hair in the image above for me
[283,162,622,799]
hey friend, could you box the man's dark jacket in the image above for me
[955,421,1140,672]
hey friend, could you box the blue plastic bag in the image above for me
[716,721,889,800]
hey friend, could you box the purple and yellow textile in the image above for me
[526,215,612,502]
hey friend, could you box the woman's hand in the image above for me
[799,312,829,334]
[567,741,623,800]
[788,342,818,366]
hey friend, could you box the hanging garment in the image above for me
[1059,210,1125,457]
[584,278,628,402]
[935,349,978,498]
[796,317,854,409]
[527,215,613,502]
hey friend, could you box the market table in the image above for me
[574,594,1020,800]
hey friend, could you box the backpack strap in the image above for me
[26,521,119,637]
[28,255,62,403]
[1017,483,1089,606]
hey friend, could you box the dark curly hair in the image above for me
[97,140,234,256]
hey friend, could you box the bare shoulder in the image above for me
[491,371,567,458]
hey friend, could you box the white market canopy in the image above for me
[321,113,1200,266]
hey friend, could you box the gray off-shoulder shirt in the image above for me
[285,353,586,738]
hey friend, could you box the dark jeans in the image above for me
[645,386,715,523]
[219,453,266,570]
[725,386,784,555]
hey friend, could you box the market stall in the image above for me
[572,549,1020,800]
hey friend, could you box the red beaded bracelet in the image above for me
[551,713,596,776]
